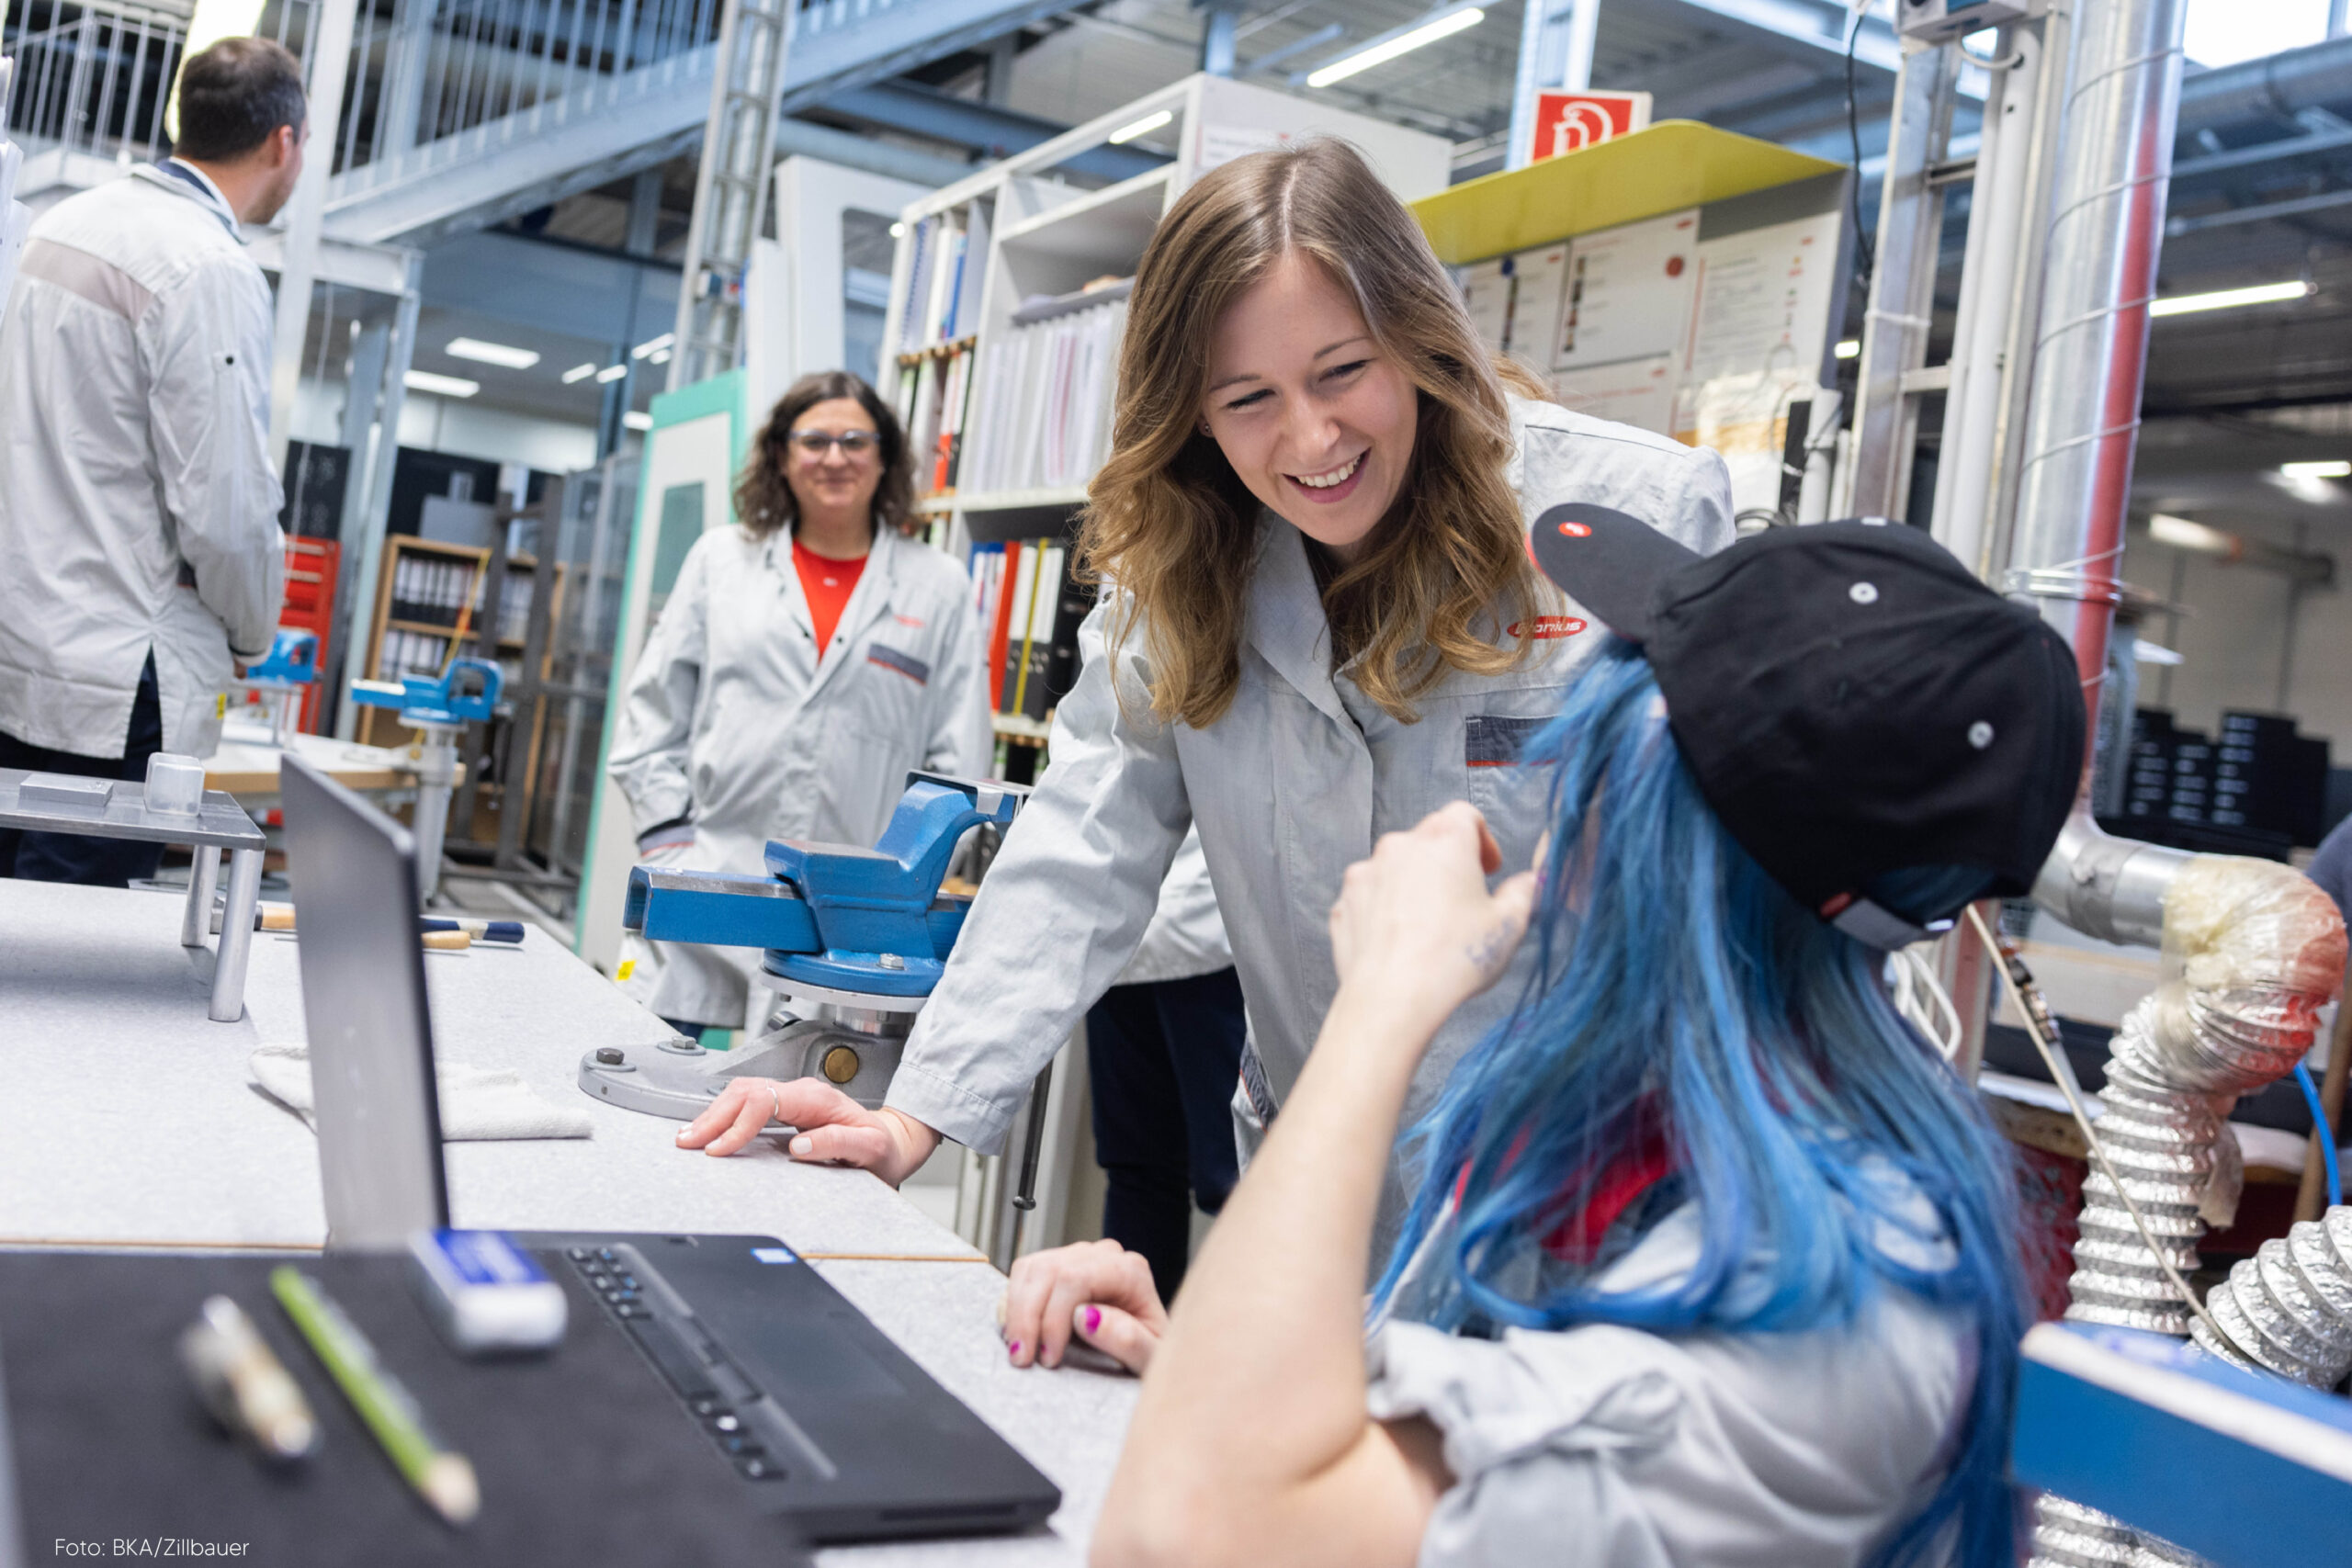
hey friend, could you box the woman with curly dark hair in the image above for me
[608,369,991,1035]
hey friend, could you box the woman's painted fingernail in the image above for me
[1082,1305,1102,1336]
[1008,1340,1023,1362]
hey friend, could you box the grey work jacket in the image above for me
[607,523,993,1026]
[0,163,284,759]
[888,396,1734,1155]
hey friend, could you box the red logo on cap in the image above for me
[1557,520,1591,537]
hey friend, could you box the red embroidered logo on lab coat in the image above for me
[1508,615,1588,639]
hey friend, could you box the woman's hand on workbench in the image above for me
[673,1077,942,1184]
[1000,1239,1166,1375]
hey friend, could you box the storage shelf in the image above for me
[385,618,527,649]
[1409,120,1843,265]
[996,165,1172,263]
[897,334,978,365]
[915,486,1091,515]
[993,713,1053,747]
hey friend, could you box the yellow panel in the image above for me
[1410,121,1844,265]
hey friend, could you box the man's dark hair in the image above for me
[173,37,306,163]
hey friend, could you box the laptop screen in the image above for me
[279,753,452,1248]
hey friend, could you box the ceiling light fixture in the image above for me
[1305,5,1486,89]
[1835,339,1860,359]
[2280,459,2349,479]
[595,364,628,384]
[2148,280,2311,317]
[2148,513,2236,558]
[623,411,654,432]
[403,370,480,399]
[1107,108,1174,145]
[445,337,540,369]
[560,363,597,384]
[631,333,675,361]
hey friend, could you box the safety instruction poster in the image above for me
[1680,210,1842,391]
[1553,209,1700,371]
[1550,354,1677,436]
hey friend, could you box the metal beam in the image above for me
[818,79,1165,180]
[1657,0,1909,78]
[327,0,1091,246]
[2169,122,2352,179]
[2166,184,2352,233]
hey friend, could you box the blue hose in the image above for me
[2293,1062,2343,1211]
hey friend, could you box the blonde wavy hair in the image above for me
[1080,137,1549,728]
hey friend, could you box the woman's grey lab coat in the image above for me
[886,395,1734,1166]
[608,524,992,1027]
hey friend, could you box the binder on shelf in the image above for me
[995,542,1040,712]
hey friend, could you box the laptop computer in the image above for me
[276,754,1060,1543]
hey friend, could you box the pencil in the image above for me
[269,1267,481,1526]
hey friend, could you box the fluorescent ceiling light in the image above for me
[1835,339,1860,359]
[2132,639,2185,667]
[2281,459,2350,479]
[445,336,539,370]
[889,221,906,238]
[595,364,628,384]
[167,0,267,141]
[649,349,673,366]
[403,369,480,399]
[631,333,675,361]
[1306,6,1485,88]
[623,411,654,432]
[560,362,597,384]
[2148,513,2234,557]
[2149,280,2311,317]
[1107,108,1174,146]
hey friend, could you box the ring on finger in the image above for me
[769,1086,783,1126]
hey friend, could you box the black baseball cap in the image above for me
[1526,505,2085,948]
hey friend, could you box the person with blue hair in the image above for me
[999,509,2086,1567]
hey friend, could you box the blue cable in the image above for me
[2294,1062,2343,1211]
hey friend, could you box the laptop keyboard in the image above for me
[566,1247,789,1482]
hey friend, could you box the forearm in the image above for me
[1101,984,1442,1556]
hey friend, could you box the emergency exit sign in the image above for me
[1528,90,1653,164]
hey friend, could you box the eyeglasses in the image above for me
[789,430,878,457]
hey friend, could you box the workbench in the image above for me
[0,877,1136,1564]
[203,726,458,802]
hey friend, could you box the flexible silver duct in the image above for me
[2194,1207,2352,1387]
[2056,856,2347,1337]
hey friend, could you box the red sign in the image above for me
[1528,90,1653,164]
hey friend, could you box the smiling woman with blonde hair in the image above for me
[678,139,1734,1247]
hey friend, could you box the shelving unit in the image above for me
[357,534,568,847]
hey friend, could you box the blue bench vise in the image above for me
[582,773,1030,1117]
[346,658,503,901]
[349,657,503,725]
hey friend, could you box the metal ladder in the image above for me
[671,0,797,389]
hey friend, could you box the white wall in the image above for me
[396,393,600,475]
[2121,515,2352,748]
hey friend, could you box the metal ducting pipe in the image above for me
[2197,1208,2352,1386]
[2175,32,2352,137]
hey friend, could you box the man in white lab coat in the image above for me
[0,38,302,884]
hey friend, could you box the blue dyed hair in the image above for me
[1374,641,2027,1568]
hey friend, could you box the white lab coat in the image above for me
[1116,828,1232,987]
[888,396,1735,1167]
[0,163,285,760]
[1365,1168,1971,1566]
[608,524,993,1027]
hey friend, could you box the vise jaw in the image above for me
[622,773,1030,1001]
